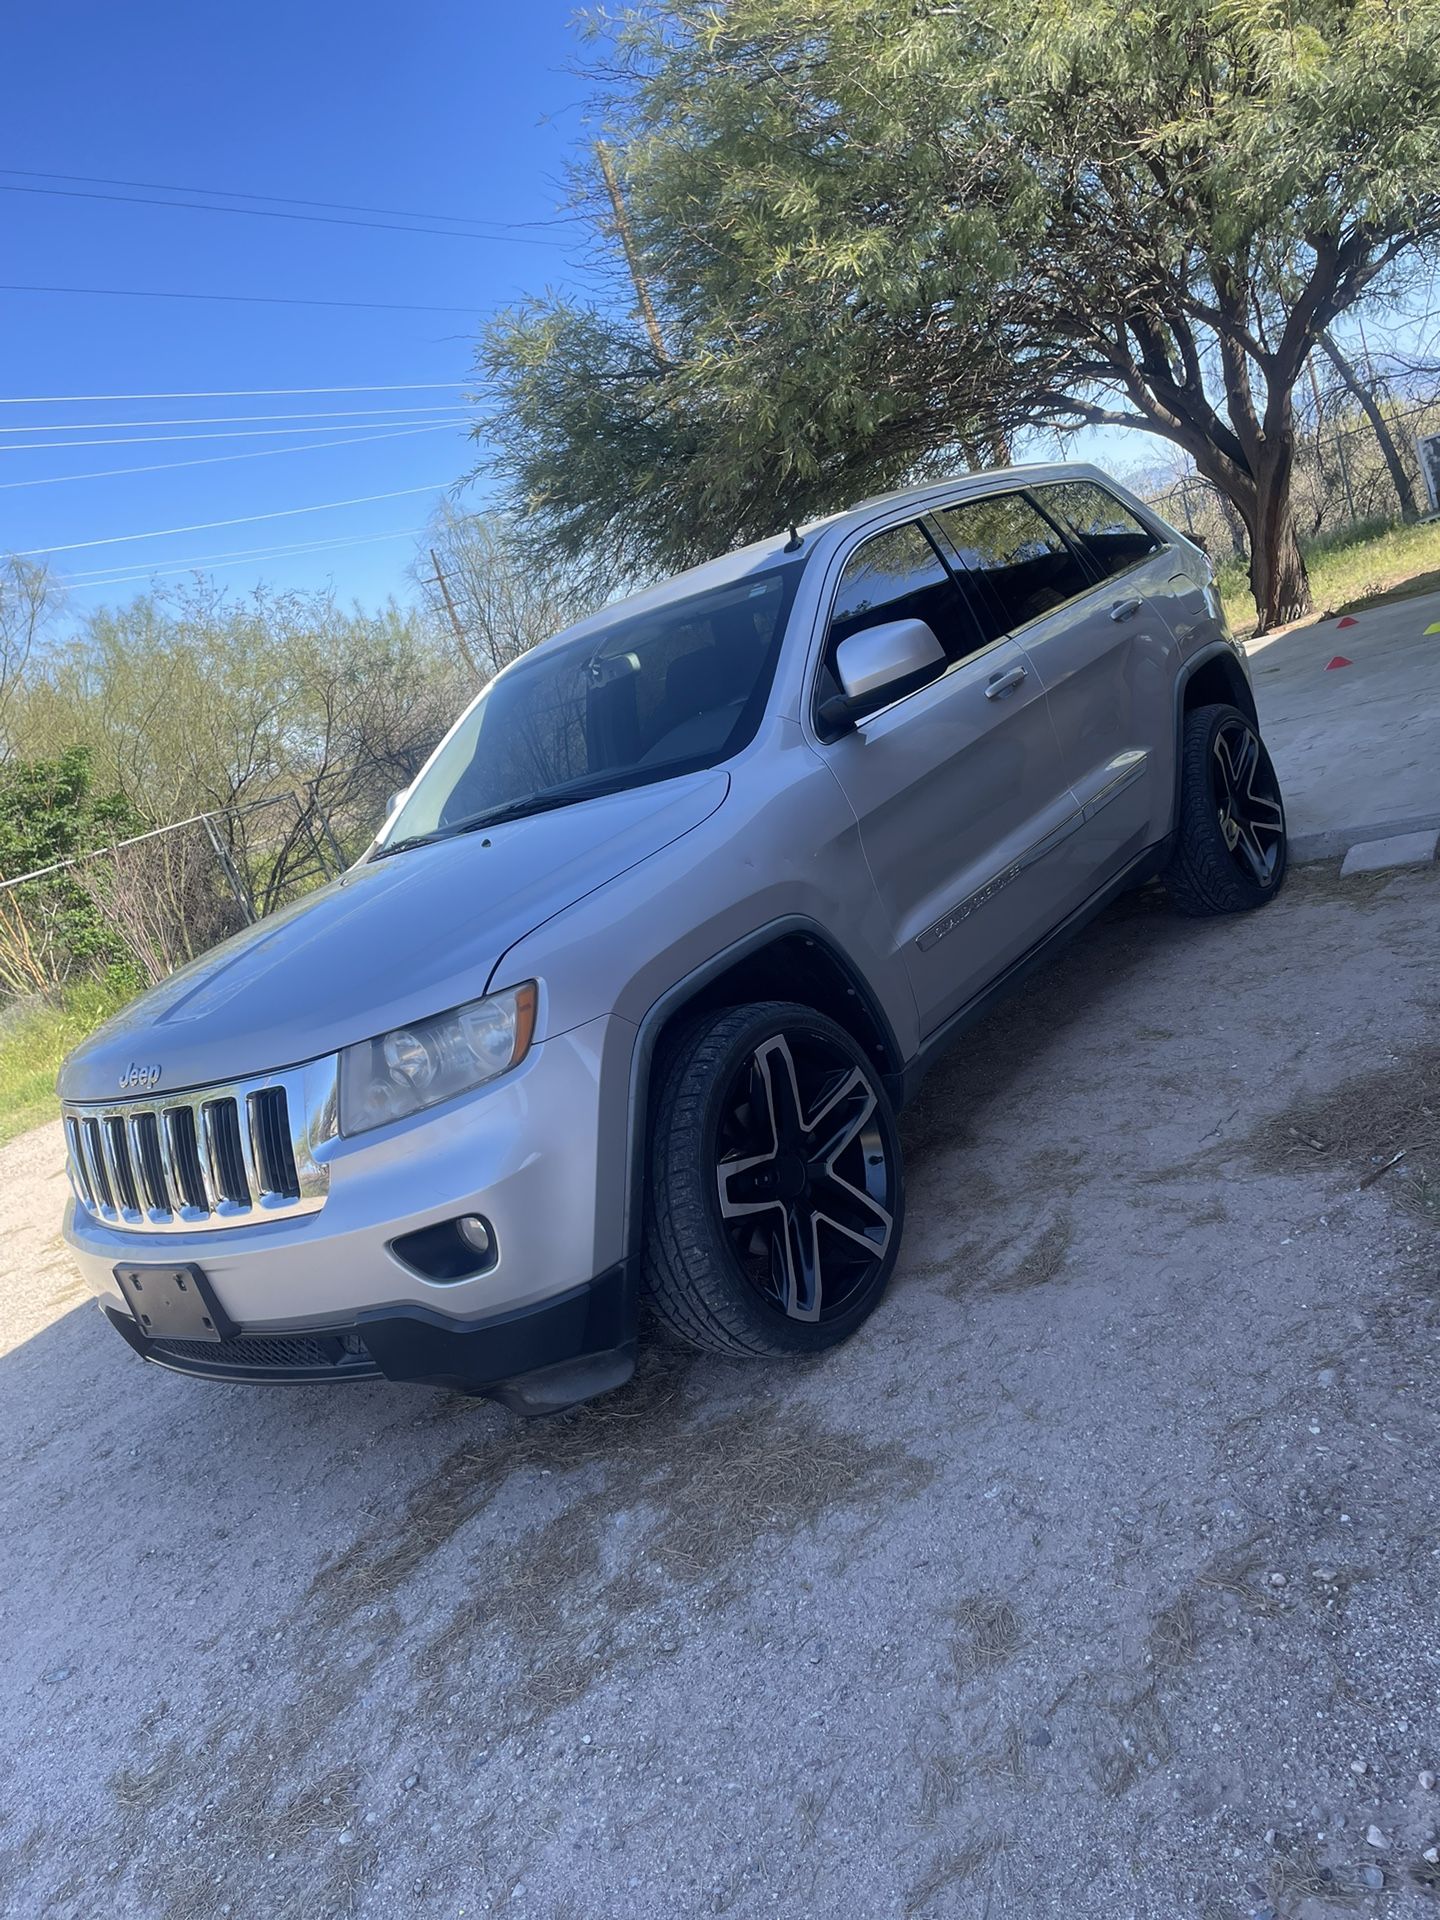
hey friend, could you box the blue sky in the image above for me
[2,2,592,613]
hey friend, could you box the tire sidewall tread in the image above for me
[642,1000,904,1359]
[1164,702,1287,917]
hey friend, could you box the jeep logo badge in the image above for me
[118,1063,162,1092]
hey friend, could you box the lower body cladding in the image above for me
[97,1265,638,1415]
[64,1015,641,1415]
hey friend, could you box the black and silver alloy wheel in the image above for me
[644,1001,905,1357]
[715,1031,895,1323]
[1164,701,1288,916]
[1211,715,1285,889]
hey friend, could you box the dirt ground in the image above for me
[2,857,1438,1920]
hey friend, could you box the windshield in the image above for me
[377,558,805,851]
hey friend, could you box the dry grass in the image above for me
[1146,1592,1199,1673]
[314,1348,939,1735]
[1264,1845,1357,1903]
[91,1351,934,1920]
[913,1722,1027,1819]
[950,1595,1025,1686]
[1283,858,1413,912]
[904,1835,1010,1916]
[989,1213,1074,1294]
[1087,1679,1174,1798]
[313,1348,930,1635]
[1241,1038,1440,1226]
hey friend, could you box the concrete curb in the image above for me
[1290,810,1440,863]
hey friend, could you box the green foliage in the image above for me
[482,0,1440,625]
[0,975,133,1146]
[0,746,142,982]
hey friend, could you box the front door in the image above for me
[811,518,1080,1038]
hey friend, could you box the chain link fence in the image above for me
[0,785,346,1001]
[1139,394,1440,563]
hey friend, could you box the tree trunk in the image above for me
[1248,451,1312,631]
[1318,331,1420,523]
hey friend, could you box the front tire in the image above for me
[1163,703,1287,916]
[643,1001,904,1358]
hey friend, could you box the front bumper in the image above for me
[64,1013,641,1411]
[100,1260,638,1414]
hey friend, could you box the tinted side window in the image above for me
[934,492,1092,644]
[825,520,981,667]
[1037,480,1161,582]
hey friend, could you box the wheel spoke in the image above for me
[1230,726,1259,789]
[811,1170,893,1254]
[1243,790,1285,833]
[1235,819,1272,885]
[717,1151,783,1221]
[752,1036,806,1153]
[1213,731,1241,804]
[774,1204,822,1320]
[807,1075,875,1167]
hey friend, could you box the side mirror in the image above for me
[819,618,947,734]
[385,790,405,820]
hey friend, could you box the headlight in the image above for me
[339,983,538,1135]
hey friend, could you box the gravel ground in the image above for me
[2,857,1438,1920]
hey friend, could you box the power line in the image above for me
[0,167,569,234]
[62,524,428,580]
[0,181,567,246]
[0,421,466,490]
[0,381,467,405]
[64,528,428,591]
[0,281,484,316]
[1,402,478,433]
[19,483,452,555]
[0,418,466,452]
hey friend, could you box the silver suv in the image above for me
[59,465,1286,1412]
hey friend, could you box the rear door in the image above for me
[932,483,1177,880]
[809,517,1080,1038]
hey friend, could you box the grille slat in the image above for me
[102,1117,141,1215]
[201,1098,251,1207]
[166,1107,209,1211]
[66,1118,94,1207]
[63,1061,333,1234]
[250,1087,300,1198]
[83,1118,114,1211]
[131,1112,169,1212]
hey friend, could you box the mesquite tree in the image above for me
[481,0,1440,629]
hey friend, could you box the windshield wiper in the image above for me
[447,773,644,834]
[370,773,646,861]
[369,830,450,862]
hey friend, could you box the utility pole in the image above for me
[426,548,481,679]
[596,142,668,363]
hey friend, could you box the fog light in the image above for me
[456,1214,493,1257]
[389,1214,498,1282]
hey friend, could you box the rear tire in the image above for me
[643,1001,904,1358]
[1163,703,1287,917]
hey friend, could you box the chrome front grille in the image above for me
[63,1058,337,1234]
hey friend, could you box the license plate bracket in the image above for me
[114,1263,236,1343]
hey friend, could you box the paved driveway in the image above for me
[1250,585,1440,851]
[4,854,1438,1920]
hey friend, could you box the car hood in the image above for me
[60,772,729,1102]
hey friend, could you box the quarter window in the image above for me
[932,492,1092,644]
[1035,480,1161,582]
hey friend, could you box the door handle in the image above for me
[984,665,1028,701]
[1109,596,1144,622]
